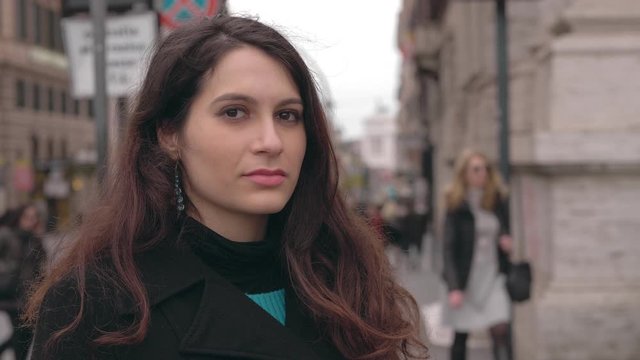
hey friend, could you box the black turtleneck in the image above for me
[180,217,285,295]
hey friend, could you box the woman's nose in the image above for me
[251,118,284,155]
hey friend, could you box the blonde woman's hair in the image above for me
[444,149,507,211]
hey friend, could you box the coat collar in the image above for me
[123,224,344,360]
[131,239,202,309]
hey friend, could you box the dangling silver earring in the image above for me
[174,162,185,213]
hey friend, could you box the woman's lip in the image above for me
[245,169,287,176]
[244,174,286,186]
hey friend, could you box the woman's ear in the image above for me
[157,125,180,160]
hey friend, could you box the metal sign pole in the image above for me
[496,0,510,183]
[90,0,108,184]
[495,1,517,359]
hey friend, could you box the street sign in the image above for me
[62,0,154,17]
[62,12,157,98]
[160,0,221,29]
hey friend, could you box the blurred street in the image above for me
[1,0,640,359]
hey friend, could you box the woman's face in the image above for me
[19,206,39,232]
[465,155,488,189]
[174,46,307,222]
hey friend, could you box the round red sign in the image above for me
[160,0,220,29]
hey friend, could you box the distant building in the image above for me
[360,106,399,203]
[361,106,397,172]
[397,0,640,359]
[0,0,96,227]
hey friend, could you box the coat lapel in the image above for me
[283,285,346,360]
[176,270,327,359]
[129,229,341,359]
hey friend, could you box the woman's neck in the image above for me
[466,187,484,205]
[189,210,268,243]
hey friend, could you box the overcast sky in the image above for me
[228,0,402,140]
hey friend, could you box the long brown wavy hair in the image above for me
[25,16,428,359]
[445,149,507,211]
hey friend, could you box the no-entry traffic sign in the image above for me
[160,0,220,29]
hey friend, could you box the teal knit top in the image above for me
[246,289,286,325]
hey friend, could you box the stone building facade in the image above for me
[397,0,640,359]
[0,0,96,226]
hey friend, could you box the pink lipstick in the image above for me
[244,169,287,186]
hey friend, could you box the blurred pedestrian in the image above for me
[25,16,428,360]
[442,150,513,360]
[0,204,46,360]
[399,199,428,269]
[365,203,385,238]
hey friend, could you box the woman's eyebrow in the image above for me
[211,94,303,108]
[211,93,256,105]
[276,98,303,107]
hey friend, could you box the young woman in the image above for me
[26,16,428,360]
[442,150,513,360]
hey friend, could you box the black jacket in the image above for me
[442,196,511,292]
[32,230,345,360]
[0,228,46,305]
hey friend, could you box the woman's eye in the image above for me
[223,108,247,119]
[277,110,301,123]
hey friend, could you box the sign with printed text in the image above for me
[61,0,154,17]
[62,12,157,98]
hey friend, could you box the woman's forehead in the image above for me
[204,46,300,100]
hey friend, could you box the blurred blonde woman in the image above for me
[442,150,513,360]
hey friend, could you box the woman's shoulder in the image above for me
[445,201,468,216]
[32,268,128,359]
[37,265,132,333]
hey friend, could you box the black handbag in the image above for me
[506,261,532,302]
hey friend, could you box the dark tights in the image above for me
[450,323,512,360]
[451,332,468,360]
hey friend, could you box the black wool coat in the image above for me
[442,196,511,292]
[31,232,345,360]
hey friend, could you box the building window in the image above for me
[48,87,55,112]
[47,137,54,161]
[61,90,67,114]
[34,3,42,45]
[16,0,28,41]
[61,139,68,159]
[33,84,41,111]
[53,12,63,52]
[46,9,54,49]
[31,135,40,162]
[16,79,26,108]
[73,100,80,116]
